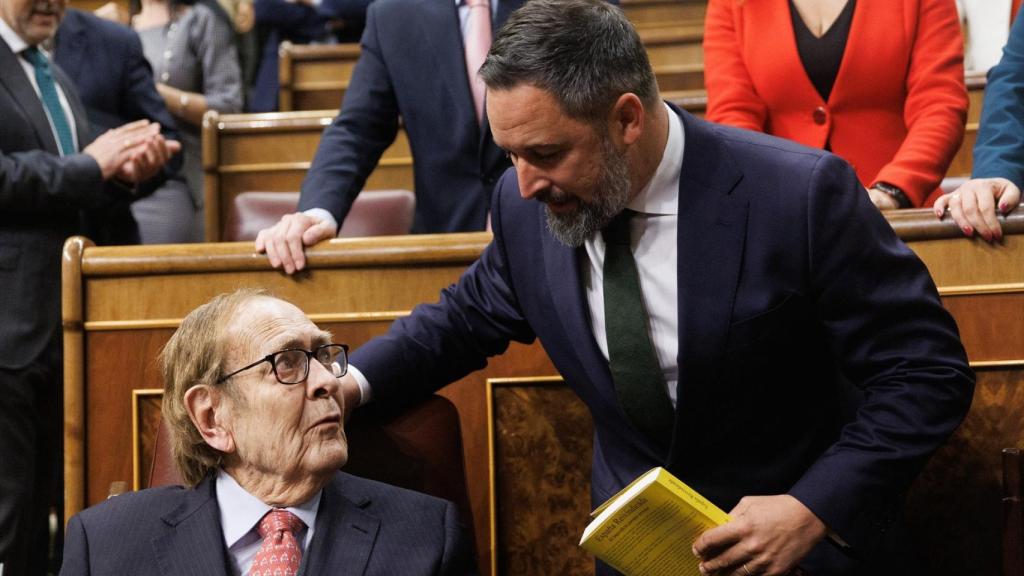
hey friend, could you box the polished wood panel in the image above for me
[279,42,361,112]
[622,0,706,29]
[489,379,594,576]
[639,24,703,66]
[201,110,413,241]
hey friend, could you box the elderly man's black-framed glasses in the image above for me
[217,343,349,385]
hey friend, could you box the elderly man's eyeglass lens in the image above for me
[216,344,349,385]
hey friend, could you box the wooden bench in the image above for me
[621,0,706,29]
[63,208,1023,575]
[279,27,704,111]
[278,42,361,112]
[201,109,413,241]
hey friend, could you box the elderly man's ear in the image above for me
[184,385,235,454]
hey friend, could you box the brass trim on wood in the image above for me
[939,283,1024,296]
[970,360,1024,369]
[885,207,1024,241]
[62,236,94,522]
[82,311,410,332]
[131,389,164,492]
[486,376,565,576]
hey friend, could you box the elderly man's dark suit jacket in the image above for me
[59,471,474,575]
[297,0,524,233]
[351,108,975,574]
[0,37,126,371]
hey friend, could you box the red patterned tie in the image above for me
[248,509,305,576]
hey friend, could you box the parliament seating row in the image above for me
[278,24,706,112]
[203,70,984,244]
[62,208,1024,576]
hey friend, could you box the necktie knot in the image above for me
[602,209,635,246]
[22,46,48,69]
[257,509,304,542]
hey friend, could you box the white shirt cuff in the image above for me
[303,207,339,236]
[347,364,371,406]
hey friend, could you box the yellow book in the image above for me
[579,467,731,576]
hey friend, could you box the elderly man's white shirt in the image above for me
[216,469,321,575]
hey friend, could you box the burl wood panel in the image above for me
[491,382,595,576]
[905,367,1024,576]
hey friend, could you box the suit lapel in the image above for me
[52,63,90,149]
[669,109,748,464]
[415,0,477,137]
[54,11,87,92]
[303,474,380,575]
[478,0,526,170]
[152,478,233,576]
[541,211,619,406]
[0,38,62,154]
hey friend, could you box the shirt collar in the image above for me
[0,18,30,55]
[627,101,683,216]
[216,469,322,550]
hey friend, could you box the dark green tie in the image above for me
[23,46,76,157]
[603,210,675,447]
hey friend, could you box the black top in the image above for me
[790,0,857,103]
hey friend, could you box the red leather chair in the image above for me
[223,190,416,241]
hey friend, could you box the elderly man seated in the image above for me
[59,289,473,575]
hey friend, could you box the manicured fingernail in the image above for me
[692,545,699,558]
[963,225,973,236]
[1000,202,1009,213]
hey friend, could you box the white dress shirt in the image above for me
[0,19,79,154]
[582,102,683,405]
[216,469,321,576]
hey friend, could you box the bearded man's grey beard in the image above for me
[544,137,632,247]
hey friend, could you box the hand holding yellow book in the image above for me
[579,467,731,576]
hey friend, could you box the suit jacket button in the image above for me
[812,106,827,125]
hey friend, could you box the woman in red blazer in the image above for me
[704,0,968,208]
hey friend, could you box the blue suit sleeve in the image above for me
[972,10,1024,186]
[298,1,400,224]
[0,150,116,214]
[788,153,974,553]
[57,514,90,575]
[349,172,535,407]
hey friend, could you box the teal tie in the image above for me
[603,210,675,448]
[22,46,76,157]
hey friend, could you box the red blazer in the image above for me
[704,0,968,207]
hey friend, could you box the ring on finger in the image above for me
[743,563,753,576]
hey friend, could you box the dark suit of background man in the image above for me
[60,291,473,575]
[0,0,178,571]
[54,6,186,246]
[254,0,526,272]
[330,1,975,574]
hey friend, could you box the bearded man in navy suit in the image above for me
[328,1,975,574]
[60,290,473,576]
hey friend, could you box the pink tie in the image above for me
[248,509,305,576]
[464,0,492,124]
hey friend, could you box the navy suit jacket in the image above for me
[298,0,522,233]
[0,36,131,369]
[972,9,1024,186]
[60,471,475,575]
[54,8,185,244]
[352,109,974,574]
